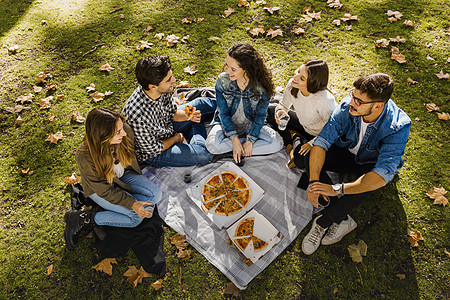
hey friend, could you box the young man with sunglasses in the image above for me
[300,73,411,255]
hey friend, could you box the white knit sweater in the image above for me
[276,79,337,144]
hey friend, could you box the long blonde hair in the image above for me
[83,108,134,183]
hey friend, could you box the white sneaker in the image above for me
[321,215,357,245]
[302,216,328,255]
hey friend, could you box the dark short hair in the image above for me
[135,56,171,90]
[353,73,394,103]
[291,59,329,97]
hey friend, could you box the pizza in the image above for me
[184,105,196,120]
[234,217,268,252]
[201,171,251,216]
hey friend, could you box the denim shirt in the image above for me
[314,97,411,184]
[214,72,270,143]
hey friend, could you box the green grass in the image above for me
[1,0,449,299]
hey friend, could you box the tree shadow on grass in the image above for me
[0,0,33,38]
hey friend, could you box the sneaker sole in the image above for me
[321,223,357,246]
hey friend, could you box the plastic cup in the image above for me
[183,169,192,183]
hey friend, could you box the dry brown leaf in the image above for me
[375,39,389,48]
[444,250,450,258]
[99,63,114,72]
[425,103,440,112]
[92,91,105,103]
[70,111,86,123]
[8,44,19,53]
[64,173,81,184]
[104,91,113,96]
[16,116,24,124]
[341,13,358,22]
[248,25,265,36]
[347,240,367,263]
[91,258,117,276]
[48,113,55,122]
[389,36,406,43]
[327,0,342,9]
[41,20,47,25]
[426,186,448,206]
[256,0,266,5]
[47,264,53,275]
[390,46,407,63]
[81,205,92,211]
[263,5,280,14]
[407,229,423,247]
[174,92,186,105]
[21,168,30,174]
[176,81,190,88]
[37,71,47,83]
[86,83,96,92]
[333,286,339,294]
[39,96,53,110]
[136,40,153,51]
[267,28,283,38]
[414,117,420,121]
[16,93,34,104]
[406,78,418,84]
[151,278,164,290]
[238,0,249,7]
[426,54,435,61]
[55,94,65,101]
[302,6,311,13]
[437,112,450,121]
[166,34,180,47]
[33,86,43,93]
[145,25,154,31]
[184,65,197,75]
[4,105,31,113]
[345,25,352,31]
[435,70,450,79]
[386,10,403,19]
[223,282,240,297]
[197,18,204,22]
[224,7,236,17]
[300,11,321,23]
[292,27,305,35]
[332,19,341,26]
[46,84,57,92]
[396,274,406,280]
[45,131,65,144]
[154,33,164,40]
[181,18,194,24]
[119,14,125,19]
[123,266,152,287]
[403,20,414,27]
[388,16,398,22]
[177,249,191,259]
[171,233,189,249]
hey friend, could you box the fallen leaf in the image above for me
[99,63,114,72]
[33,86,43,93]
[144,25,154,31]
[81,205,92,211]
[110,6,123,13]
[21,168,30,174]
[176,81,190,88]
[55,94,65,101]
[292,27,305,35]
[174,92,186,105]
[4,105,31,113]
[414,117,420,121]
[70,111,86,123]
[256,0,267,5]
[181,35,189,43]
[437,112,450,121]
[64,173,81,184]
[179,283,188,292]
[177,249,191,259]
[426,54,435,61]
[41,20,47,25]
[45,131,65,144]
[302,6,311,13]
[389,36,406,43]
[403,20,414,27]
[166,34,180,47]
[151,278,164,290]
[119,14,125,19]
[332,19,341,26]
[341,13,358,22]
[136,40,153,51]
[390,46,407,63]
[223,282,240,297]
[406,78,418,84]
[47,264,53,275]
[301,11,321,23]
[181,18,194,24]
[238,0,249,7]
[184,65,197,75]
[333,286,339,293]
[444,250,450,258]
[39,96,53,110]
[425,103,440,112]
[86,83,96,92]
[46,84,57,91]
[123,266,152,287]
[347,240,367,263]
[407,229,423,247]
[447,57,450,63]
[224,7,236,17]
[345,25,352,31]
[91,258,117,276]
[197,18,204,22]
[426,186,448,206]
[435,70,450,79]
[248,25,265,36]
[375,39,389,48]
[36,71,48,82]
[104,90,113,96]
[8,44,19,53]
[16,93,34,104]
[388,16,398,22]
[396,274,406,280]
[48,113,55,122]
[327,0,342,9]
[171,233,189,249]
[154,33,164,40]
[92,91,105,103]
[16,116,24,124]
[267,28,283,38]
[263,5,280,14]
[386,10,403,19]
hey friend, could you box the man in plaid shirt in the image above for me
[122,56,216,167]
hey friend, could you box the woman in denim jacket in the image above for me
[206,44,283,164]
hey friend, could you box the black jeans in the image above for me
[266,104,314,147]
[300,145,376,228]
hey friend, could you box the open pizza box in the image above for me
[186,161,265,229]
[227,209,281,263]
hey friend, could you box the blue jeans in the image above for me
[145,97,216,167]
[90,171,162,228]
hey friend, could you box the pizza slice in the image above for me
[205,173,222,188]
[201,197,222,212]
[201,193,224,203]
[232,176,249,190]
[202,184,217,195]
[184,105,196,120]
[232,189,251,207]
[235,217,254,237]
[251,236,268,251]
[215,197,243,216]
[235,236,252,251]
[220,171,238,185]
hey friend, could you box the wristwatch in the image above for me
[332,183,344,197]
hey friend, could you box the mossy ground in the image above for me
[0,0,449,299]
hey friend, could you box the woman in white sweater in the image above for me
[267,59,337,168]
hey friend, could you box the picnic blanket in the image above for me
[142,151,318,289]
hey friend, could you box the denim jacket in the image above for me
[214,72,270,143]
[314,97,411,184]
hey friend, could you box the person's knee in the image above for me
[205,137,220,155]
[196,151,213,165]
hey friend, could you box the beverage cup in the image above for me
[183,169,192,183]
[144,203,155,215]
[278,111,290,131]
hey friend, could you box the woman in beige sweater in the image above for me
[267,59,337,168]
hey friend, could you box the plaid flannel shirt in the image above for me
[122,86,177,162]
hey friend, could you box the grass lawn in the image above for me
[0,0,449,299]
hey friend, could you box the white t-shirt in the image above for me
[113,161,125,178]
[349,118,371,155]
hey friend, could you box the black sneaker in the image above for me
[64,210,93,249]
